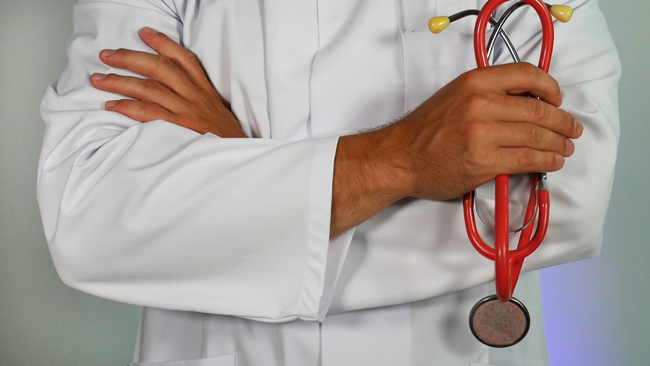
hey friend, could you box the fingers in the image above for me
[104,99,174,123]
[97,47,198,99]
[92,27,225,114]
[460,119,573,178]
[470,62,564,106]
[95,27,213,98]
[490,121,575,157]
[458,63,583,140]
[496,96,583,139]
[138,27,215,93]
[497,148,565,175]
[90,73,188,114]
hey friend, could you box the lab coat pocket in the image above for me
[401,30,475,112]
[131,353,237,366]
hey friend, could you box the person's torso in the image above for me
[132,1,549,365]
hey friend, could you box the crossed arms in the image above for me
[90,27,582,238]
[37,0,619,320]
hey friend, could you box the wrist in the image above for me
[339,126,412,204]
[330,125,413,237]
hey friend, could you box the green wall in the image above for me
[0,1,140,365]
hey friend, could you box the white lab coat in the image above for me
[37,0,620,365]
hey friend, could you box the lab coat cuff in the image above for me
[297,135,353,321]
[317,230,355,321]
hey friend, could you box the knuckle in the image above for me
[528,99,548,121]
[150,55,177,76]
[142,102,159,115]
[112,48,129,57]
[461,127,492,166]
[465,121,489,143]
[517,150,537,168]
[524,126,543,145]
[517,62,539,80]
[141,79,161,93]
[466,146,490,168]
[100,73,125,87]
[458,69,482,89]
[463,93,490,113]
[545,153,564,171]
[182,50,200,66]
[101,73,119,83]
[158,55,177,69]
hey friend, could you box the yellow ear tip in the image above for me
[428,16,450,34]
[550,5,573,23]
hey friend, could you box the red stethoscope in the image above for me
[429,0,573,347]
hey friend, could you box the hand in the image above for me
[331,62,582,236]
[390,62,582,200]
[90,27,246,138]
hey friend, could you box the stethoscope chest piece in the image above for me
[469,295,530,348]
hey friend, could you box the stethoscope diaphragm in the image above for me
[469,295,530,348]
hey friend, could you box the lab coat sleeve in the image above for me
[493,0,621,270]
[37,0,349,322]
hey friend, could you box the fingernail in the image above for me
[565,138,575,156]
[574,119,584,137]
[105,100,118,109]
[91,73,107,81]
[141,27,158,36]
[100,49,116,58]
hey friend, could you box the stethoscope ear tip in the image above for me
[429,16,451,34]
[550,5,573,23]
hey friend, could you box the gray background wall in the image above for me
[540,1,650,364]
[0,0,647,365]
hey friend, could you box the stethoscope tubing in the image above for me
[464,0,554,302]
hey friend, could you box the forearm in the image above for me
[330,126,410,237]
